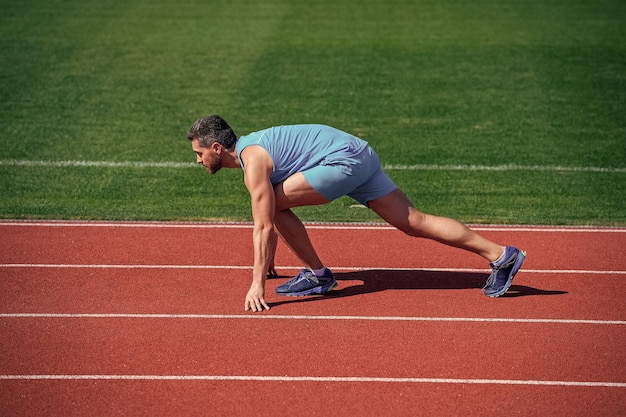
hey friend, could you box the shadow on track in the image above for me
[335,270,566,298]
[269,269,567,307]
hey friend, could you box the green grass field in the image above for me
[1,0,624,224]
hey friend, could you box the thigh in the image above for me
[275,146,390,210]
[345,148,398,206]
[273,172,331,210]
[367,188,423,232]
[347,167,397,206]
[301,163,365,202]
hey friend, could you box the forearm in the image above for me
[252,223,277,285]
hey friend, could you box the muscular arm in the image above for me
[241,145,277,311]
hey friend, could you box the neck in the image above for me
[222,147,241,168]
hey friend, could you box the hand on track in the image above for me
[245,282,270,312]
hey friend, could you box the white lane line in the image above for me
[1,264,624,275]
[1,313,624,326]
[383,163,626,174]
[0,221,625,233]
[0,264,254,270]
[3,159,625,173]
[0,160,196,169]
[0,374,623,387]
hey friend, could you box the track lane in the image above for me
[1,318,623,383]
[1,223,625,272]
[1,380,623,417]
[1,268,624,321]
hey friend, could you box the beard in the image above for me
[206,158,222,174]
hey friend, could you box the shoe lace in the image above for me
[483,261,501,289]
[285,269,317,287]
[484,252,518,289]
[483,269,497,289]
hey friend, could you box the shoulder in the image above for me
[238,129,269,146]
[236,129,271,158]
[239,144,273,171]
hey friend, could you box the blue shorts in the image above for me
[301,146,397,206]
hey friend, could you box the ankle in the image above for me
[490,247,507,264]
[312,267,327,276]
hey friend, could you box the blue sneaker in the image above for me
[483,247,526,297]
[275,268,338,296]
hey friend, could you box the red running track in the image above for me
[0,221,625,416]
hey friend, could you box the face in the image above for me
[192,139,222,174]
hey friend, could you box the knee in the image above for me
[275,200,289,212]
[396,209,429,238]
[273,184,291,212]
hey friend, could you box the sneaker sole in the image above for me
[276,279,338,297]
[485,250,527,298]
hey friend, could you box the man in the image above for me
[186,115,526,312]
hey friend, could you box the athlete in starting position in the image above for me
[186,115,526,312]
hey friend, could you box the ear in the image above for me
[211,142,222,154]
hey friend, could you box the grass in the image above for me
[1,0,625,224]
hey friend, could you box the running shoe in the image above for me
[483,247,526,297]
[275,268,338,296]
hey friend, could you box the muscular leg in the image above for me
[368,189,505,262]
[272,172,330,269]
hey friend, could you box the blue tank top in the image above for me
[236,124,369,185]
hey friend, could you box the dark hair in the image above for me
[186,115,237,149]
